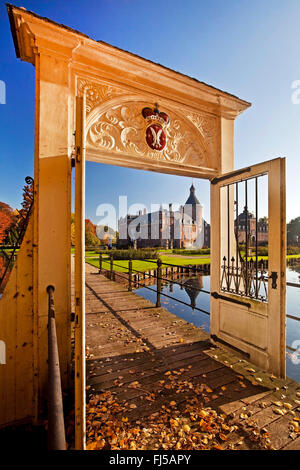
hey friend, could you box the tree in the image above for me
[71,215,100,246]
[0,178,34,291]
[0,202,13,244]
[71,213,75,246]
[287,216,300,243]
[1,179,34,246]
[85,219,100,246]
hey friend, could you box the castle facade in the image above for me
[118,185,210,249]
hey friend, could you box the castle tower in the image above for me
[184,184,203,224]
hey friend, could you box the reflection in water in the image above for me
[182,276,203,310]
[286,266,300,383]
[135,268,300,384]
[287,264,300,277]
[134,273,210,334]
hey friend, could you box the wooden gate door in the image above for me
[210,158,286,377]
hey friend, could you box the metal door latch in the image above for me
[270,272,278,289]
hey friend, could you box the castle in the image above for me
[235,207,268,246]
[118,184,210,249]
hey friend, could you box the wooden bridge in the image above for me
[85,264,300,450]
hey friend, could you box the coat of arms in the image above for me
[142,105,170,151]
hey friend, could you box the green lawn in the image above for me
[246,254,300,261]
[87,258,154,273]
[86,255,211,273]
[80,248,300,274]
[161,256,210,266]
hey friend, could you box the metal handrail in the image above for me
[97,256,300,322]
[98,256,210,315]
[99,255,210,294]
[47,285,66,450]
[96,256,300,362]
[287,282,300,288]
[103,266,211,316]
[121,261,209,294]
[286,282,300,322]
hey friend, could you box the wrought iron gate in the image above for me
[219,175,269,302]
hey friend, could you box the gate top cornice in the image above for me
[7,4,251,177]
[7,3,250,119]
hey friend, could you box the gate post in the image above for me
[210,117,234,341]
[128,259,133,292]
[110,254,114,280]
[99,253,102,274]
[156,258,162,308]
[74,95,86,450]
[32,53,73,421]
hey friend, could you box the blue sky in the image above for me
[1,0,300,227]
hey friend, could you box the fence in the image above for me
[97,253,300,355]
[286,281,300,354]
[98,253,211,316]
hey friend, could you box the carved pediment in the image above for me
[77,78,218,170]
[87,102,207,165]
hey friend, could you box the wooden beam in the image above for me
[74,95,86,450]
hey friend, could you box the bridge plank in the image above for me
[85,270,300,450]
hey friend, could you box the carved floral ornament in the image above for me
[77,79,218,167]
[77,79,125,113]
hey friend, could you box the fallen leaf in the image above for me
[182,424,190,433]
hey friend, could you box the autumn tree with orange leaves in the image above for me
[0,202,14,244]
[0,178,34,289]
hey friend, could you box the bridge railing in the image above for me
[98,253,211,316]
[97,253,300,356]
[286,282,300,356]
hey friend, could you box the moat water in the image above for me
[134,266,300,383]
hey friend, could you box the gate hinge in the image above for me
[211,167,251,185]
[75,144,81,163]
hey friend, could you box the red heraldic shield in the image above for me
[146,124,166,151]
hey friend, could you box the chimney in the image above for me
[138,210,142,216]
[169,203,172,212]
[144,208,147,215]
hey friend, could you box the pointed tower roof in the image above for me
[185,184,201,206]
